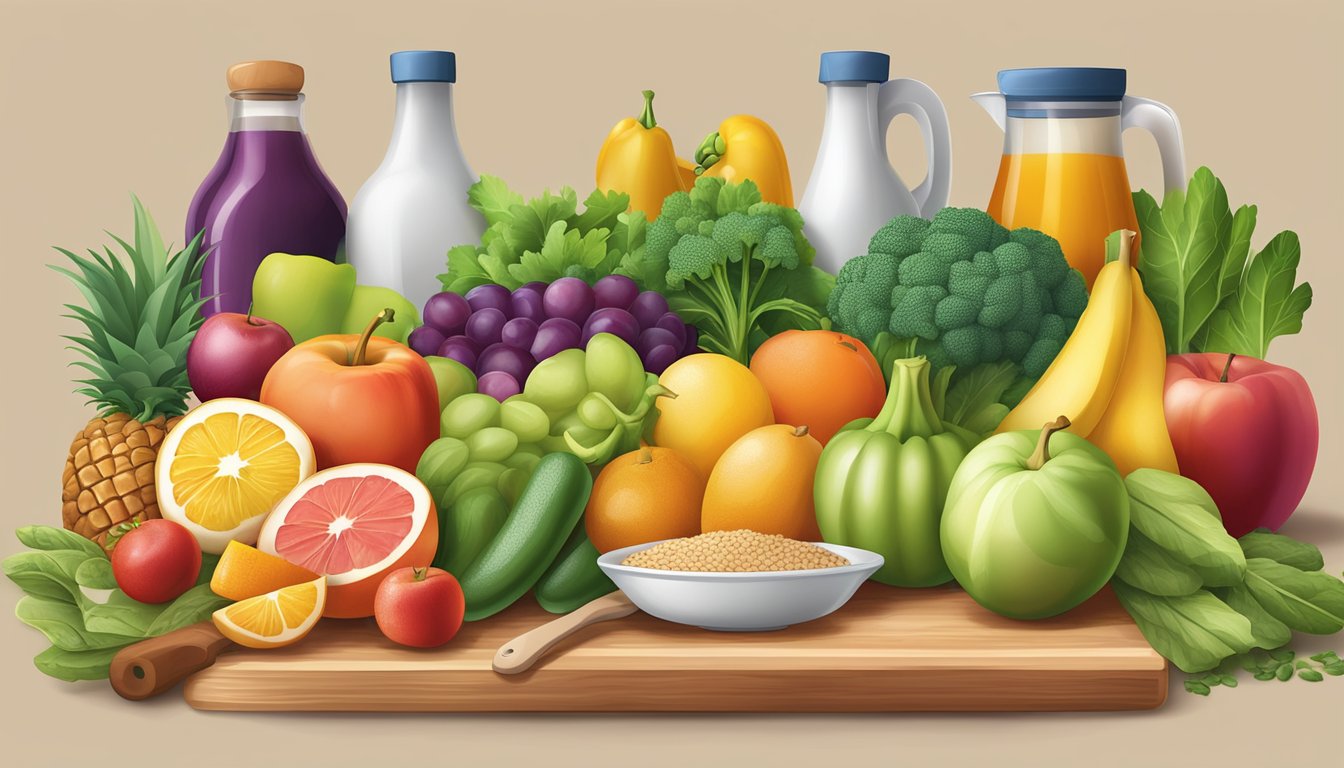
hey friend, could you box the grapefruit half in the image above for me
[256,464,438,618]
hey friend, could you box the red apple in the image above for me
[187,311,294,401]
[1164,353,1318,537]
[374,566,465,648]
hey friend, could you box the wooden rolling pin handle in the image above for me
[109,621,234,700]
[493,591,638,675]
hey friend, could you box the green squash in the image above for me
[940,416,1130,619]
[814,357,977,587]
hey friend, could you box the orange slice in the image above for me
[212,576,326,649]
[211,540,320,601]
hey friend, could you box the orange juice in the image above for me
[987,152,1138,289]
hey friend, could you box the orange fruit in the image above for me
[702,424,823,540]
[585,447,706,553]
[210,540,320,601]
[652,353,774,479]
[256,464,438,618]
[212,576,326,649]
[749,330,887,445]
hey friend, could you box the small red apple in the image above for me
[187,311,294,401]
[374,566,465,648]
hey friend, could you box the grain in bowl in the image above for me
[621,529,850,572]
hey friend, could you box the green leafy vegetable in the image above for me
[1112,528,1202,597]
[1124,469,1246,587]
[4,526,226,681]
[1113,582,1256,673]
[1238,529,1324,572]
[1243,558,1344,635]
[438,177,644,293]
[1217,583,1292,650]
[641,177,832,364]
[1132,166,1310,356]
[1202,231,1313,359]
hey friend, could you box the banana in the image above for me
[1086,269,1180,475]
[996,233,1135,435]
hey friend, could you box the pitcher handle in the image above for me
[878,78,952,218]
[1121,95,1188,196]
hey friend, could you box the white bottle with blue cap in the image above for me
[799,51,952,274]
[348,50,484,311]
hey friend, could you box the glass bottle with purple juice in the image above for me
[186,60,347,316]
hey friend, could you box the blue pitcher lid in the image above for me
[997,67,1126,101]
[390,51,456,83]
[819,51,889,84]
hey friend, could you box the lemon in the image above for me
[652,354,775,479]
[156,398,315,553]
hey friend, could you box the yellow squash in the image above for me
[595,90,686,218]
[692,114,793,206]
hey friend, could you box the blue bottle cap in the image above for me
[997,67,1126,102]
[390,50,457,84]
[819,51,890,84]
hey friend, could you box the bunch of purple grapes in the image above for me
[408,275,699,401]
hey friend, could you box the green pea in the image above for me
[465,427,520,463]
[523,349,589,414]
[441,394,502,439]
[577,393,618,431]
[500,398,551,444]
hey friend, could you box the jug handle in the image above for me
[878,78,952,218]
[1121,95,1188,196]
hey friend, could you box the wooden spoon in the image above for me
[109,621,235,700]
[493,591,638,675]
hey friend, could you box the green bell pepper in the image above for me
[814,357,977,587]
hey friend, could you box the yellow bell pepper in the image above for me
[595,90,686,218]
[693,115,794,206]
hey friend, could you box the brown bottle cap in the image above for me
[226,60,304,99]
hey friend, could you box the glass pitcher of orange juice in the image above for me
[974,68,1185,288]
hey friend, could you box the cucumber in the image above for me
[433,486,508,576]
[459,452,592,621]
[535,525,616,614]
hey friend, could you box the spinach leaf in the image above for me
[15,596,138,651]
[1217,584,1292,651]
[32,646,122,682]
[1114,582,1257,673]
[1239,530,1324,571]
[1113,528,1203,597]
[75,557,117,590]
[1125,469,1246,586]
[1132,168,1233,355]
[1202,231,1313,360]
[144,584,229,636]
[83,596,166,636]
[1244,558,1344,634]
[4,550,96,604]
[15,525,105,558]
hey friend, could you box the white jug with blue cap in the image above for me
[799,51,952,274]
[348,50,484,311]
[974,67,1186,288]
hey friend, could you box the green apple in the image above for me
[425,356,477,411]
[252,253,356,343]
[340,285,420,344]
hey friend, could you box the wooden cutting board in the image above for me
[184,583,1166,712]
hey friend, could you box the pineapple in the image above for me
[54,198,207,548]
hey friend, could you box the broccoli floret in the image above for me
[647,177,829,363]
[827,208,1088,387]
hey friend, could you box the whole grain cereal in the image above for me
[621,529,849,572]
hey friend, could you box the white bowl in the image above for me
[597,540,884,631]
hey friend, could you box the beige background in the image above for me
[2,0,1341,765]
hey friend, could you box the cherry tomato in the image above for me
[110,519,202,604]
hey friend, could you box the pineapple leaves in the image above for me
[50,199,207,420]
